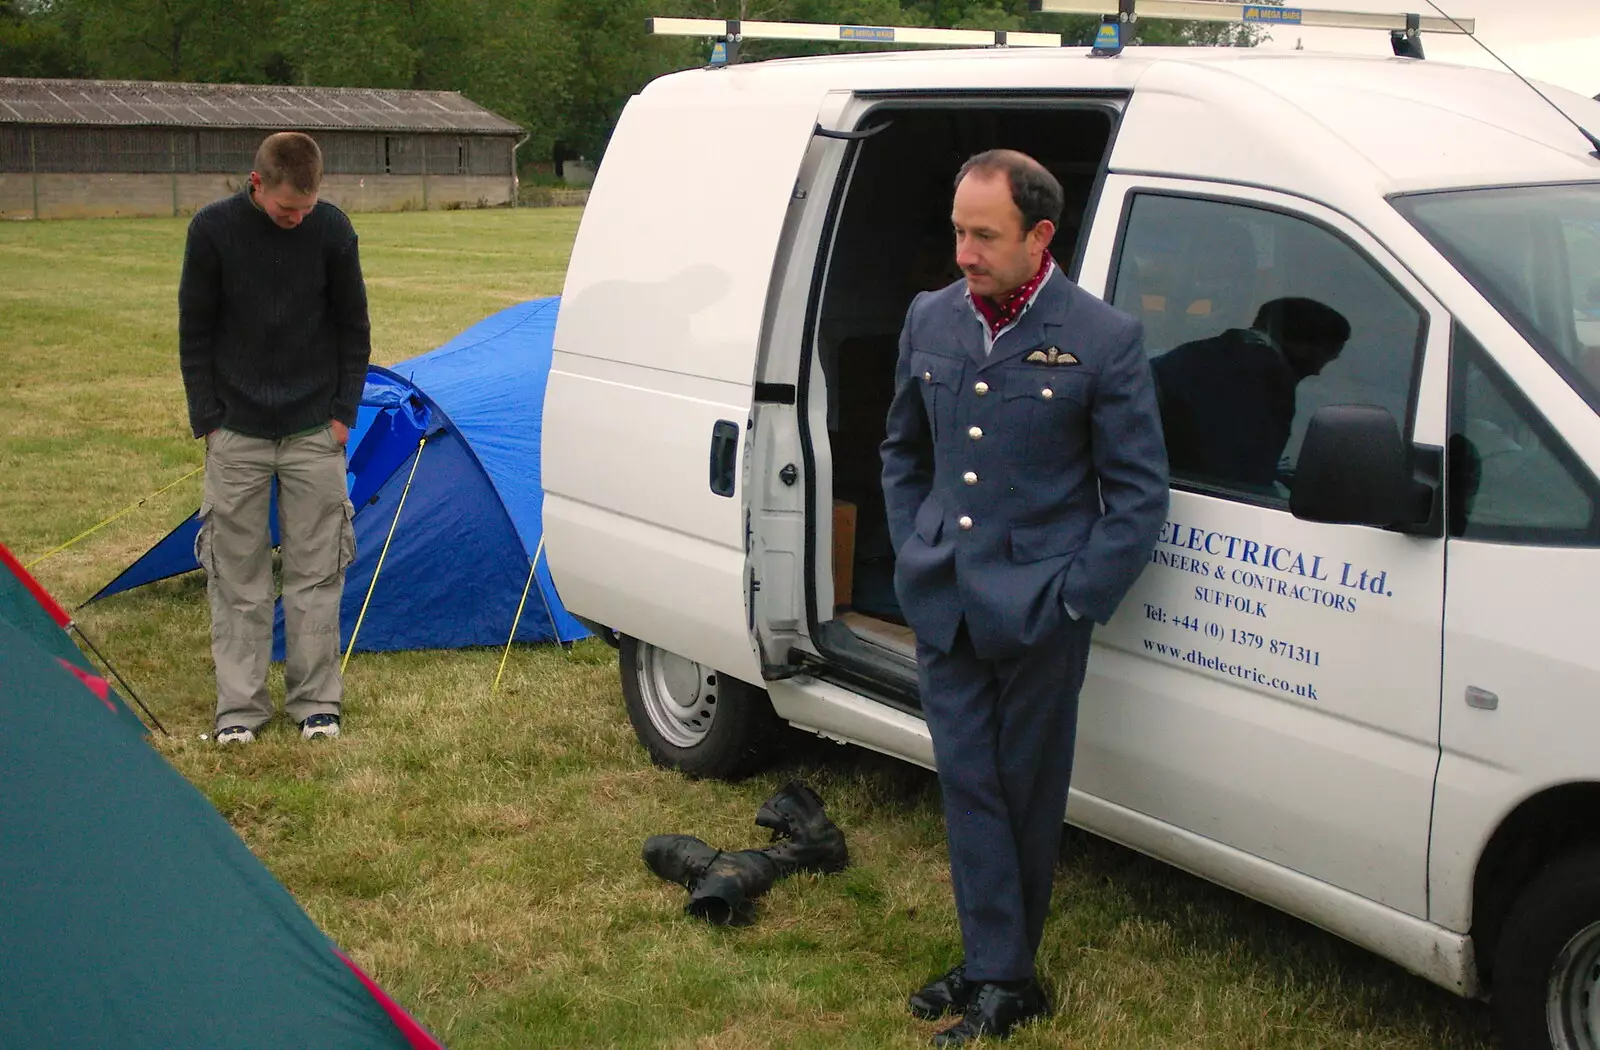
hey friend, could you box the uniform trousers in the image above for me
[917,612,1095,981]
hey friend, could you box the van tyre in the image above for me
[620,636,779,780]
[1493,848,1600,1050]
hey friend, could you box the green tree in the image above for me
[267,0,574,159]
[413,0,576,163]
[546,0,705,161]
[1,0,84,77]
[272,0,417,86]
[52,0,283,81]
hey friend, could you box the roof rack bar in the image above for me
[1030,0,1474,35]
[646,17,1064,49]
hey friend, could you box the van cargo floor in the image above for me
[838,611,916,660]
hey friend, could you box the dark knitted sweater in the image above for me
[178,188,371,439]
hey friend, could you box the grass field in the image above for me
[0,208,1495,1049]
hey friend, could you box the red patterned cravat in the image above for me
[970,250,1055,338]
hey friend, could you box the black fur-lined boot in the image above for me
[642,834,780,926]
[641,781,848,926]
[755,780,849,876]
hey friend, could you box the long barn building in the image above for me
[0,78,523,220]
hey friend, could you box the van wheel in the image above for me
[619,636,778,780]
[1493,848,1600,1050]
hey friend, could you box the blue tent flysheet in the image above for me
[91,297,588,654]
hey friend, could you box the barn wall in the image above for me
[0,126,517,219]
[1,172,513,220]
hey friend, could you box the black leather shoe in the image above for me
[931,979,1050,1046]
[908,963,973,1020]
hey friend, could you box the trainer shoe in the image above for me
[300,713,340,741]
[215,725,255,745]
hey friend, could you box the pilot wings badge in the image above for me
[1024,347,1080,366]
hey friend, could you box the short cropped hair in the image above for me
[254,132,323,194]
[954,149,1063,233]
[1254,297,1352,348]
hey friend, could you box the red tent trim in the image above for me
[56,659,116,713]
[335,950,445,1050]
[0,543,71,629]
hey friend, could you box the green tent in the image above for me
[0,542,442,1049]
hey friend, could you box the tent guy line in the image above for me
[1,541,168,735]
[342,432,429,673]
[28,463,203,575]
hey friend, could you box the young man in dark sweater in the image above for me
[179,131,371,744]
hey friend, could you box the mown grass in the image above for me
[0,207,1494,1048]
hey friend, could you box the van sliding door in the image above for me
[543,77,826,684]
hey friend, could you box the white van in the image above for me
[540,33,1600,1050]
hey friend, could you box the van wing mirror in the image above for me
[1289,405,1412,527]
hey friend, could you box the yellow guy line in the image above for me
[492,541,542,695]
[27,465,204,570]
[341,436,427,674]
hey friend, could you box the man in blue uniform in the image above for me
[881,150,1168,1045]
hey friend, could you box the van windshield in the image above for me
[1396,182,1600,406]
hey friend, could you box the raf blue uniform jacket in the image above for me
[880,271,1170,660]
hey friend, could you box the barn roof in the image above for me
[0,78,521,134]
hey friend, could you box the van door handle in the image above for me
[709,420,739,497]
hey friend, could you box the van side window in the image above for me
[1449,324,1600,544]
[1110,193,1425,506]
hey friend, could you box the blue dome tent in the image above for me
[91,297,588,654]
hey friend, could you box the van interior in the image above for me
[810,103,1116,681]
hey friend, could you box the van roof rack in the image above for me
[1032,0,1473,59]
[646,17,1064,65]
[648,2,1474,64]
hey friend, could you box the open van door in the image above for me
[544,73,826,685]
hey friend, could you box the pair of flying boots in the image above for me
[642,780,849,926]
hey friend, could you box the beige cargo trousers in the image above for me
[197,426,355,732]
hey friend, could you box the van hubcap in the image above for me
[637,644,718,748]
[1549,921,1600,1049]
